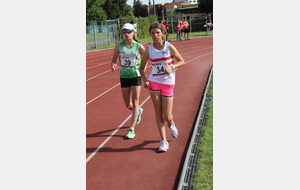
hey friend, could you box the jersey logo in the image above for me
[162,50,169,56]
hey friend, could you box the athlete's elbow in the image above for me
[181,60,186,66]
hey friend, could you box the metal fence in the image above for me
[86,19,212,51]
[86,24,120,51]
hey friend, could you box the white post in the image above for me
[172,5,177,34]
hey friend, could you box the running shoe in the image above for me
[168,121,178,138]
[158,140,169,152]
[126,128,135,139]
[136,108,143,124]
[180,39,183,41]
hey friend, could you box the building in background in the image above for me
[173,0,199,4]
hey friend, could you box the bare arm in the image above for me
[139,48,150,89]
[164,43,185,74]
[138,43,145,55]
[111,43,120,71]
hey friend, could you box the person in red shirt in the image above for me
[174,20,183,42]
[163,18,169,33]
[159,20,169,41]
[183,17,190,40]
[180,17,184,39]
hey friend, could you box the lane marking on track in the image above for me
[86,95,151,163]
[184,52,213,64]
[86,62,110,69]
[86,83,120,105]
[86,69,112,81]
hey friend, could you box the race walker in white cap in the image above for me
[110,23,146,139]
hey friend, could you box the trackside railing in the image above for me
[177,67,213,190]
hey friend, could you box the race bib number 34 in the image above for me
[153,63,167,76]
[121,57,136,67]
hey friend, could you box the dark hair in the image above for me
[149,22,164,33]
[130,20,135,24]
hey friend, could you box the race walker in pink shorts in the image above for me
[139,22,185,152]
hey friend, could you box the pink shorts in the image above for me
[149,81,175,97]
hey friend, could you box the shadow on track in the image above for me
[86,140,173,153]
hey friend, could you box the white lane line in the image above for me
[86,62,110,69]
[184,52,213,64]
[86,95,151,163]
[86,70,111,81]
[86,56,113,63]
[86,83,120,105]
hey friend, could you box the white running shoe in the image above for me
[158,140,169,152]
[168,121,178,138]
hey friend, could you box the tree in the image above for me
[150,4,165,19]
[198,0,213,14]
[123,4,134,17]
[86,0,107,23]
[133,0,148,17]
[148,0,151,5]
[115,0,130,17]
[103,0,119,19]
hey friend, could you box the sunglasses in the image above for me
[122,30,133,34]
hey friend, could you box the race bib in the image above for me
[152,62,167,76]
[120,56,136,67]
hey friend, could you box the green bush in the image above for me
[137,17,150,39]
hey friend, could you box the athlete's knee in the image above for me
[126,103,133,110]
[132,99,139,108]
[163,114,173,123]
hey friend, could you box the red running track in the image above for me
[86,36,213,190]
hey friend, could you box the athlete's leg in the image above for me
[149,90,167,141]
[122,87,133,111]
[162,96,173,126]
[129,85,141,129]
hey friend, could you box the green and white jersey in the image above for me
[119,41,141,78]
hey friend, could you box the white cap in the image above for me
[122,23,134,30]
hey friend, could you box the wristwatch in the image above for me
[171,65,175,70]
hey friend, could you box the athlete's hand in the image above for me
[111,63,117,71]
[144,81,150,89]
[165,66,173,74]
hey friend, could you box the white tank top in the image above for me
[148,41,175,85]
